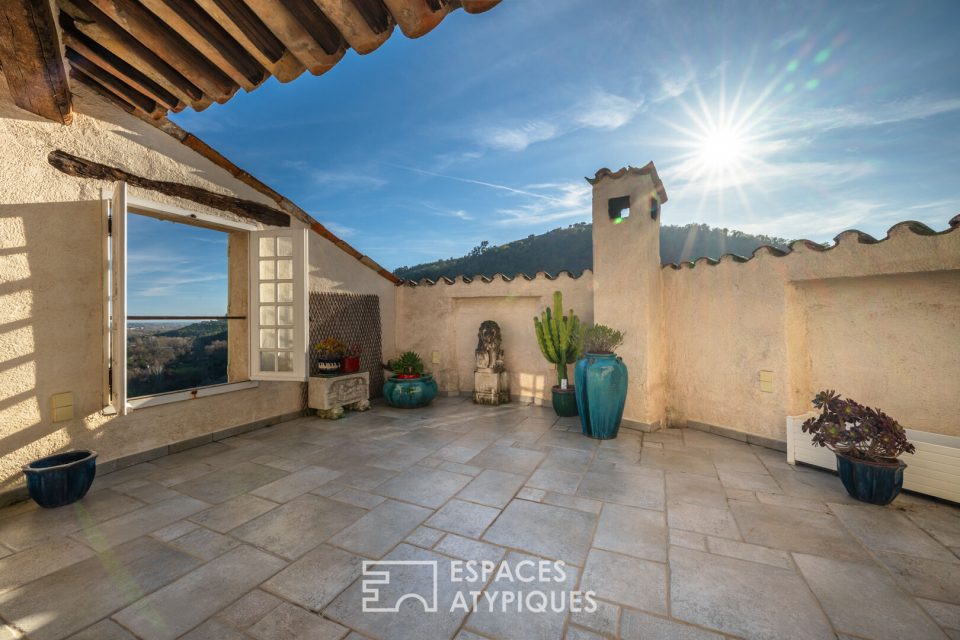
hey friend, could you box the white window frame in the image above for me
[108,182,308,412]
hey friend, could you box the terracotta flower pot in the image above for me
[341,355,361,373]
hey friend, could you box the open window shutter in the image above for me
[250,228,309,381]
[110,181,128,414]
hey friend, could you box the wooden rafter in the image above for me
[0,0,73,123]
[48,149,291,227]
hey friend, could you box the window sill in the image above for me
[125,381,260,411]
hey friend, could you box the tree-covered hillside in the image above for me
[128,320,228,397]
[393,223,791,282]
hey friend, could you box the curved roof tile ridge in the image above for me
[663,216,958,270]
[397,268,594,286]
[585,163,668,203]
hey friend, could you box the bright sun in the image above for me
[697,126,748,169]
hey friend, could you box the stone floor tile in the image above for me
[905,505,960,548]
[670,528,707,551]
[538,447,594,473]
[639,450,718,477]
[328,499,433,558]
[536,429,599,452]
[426,499,501,538]
[113,545,286,640]
[755,490,829,512]
[579,548,667,613]
[151,520,200,541]
[466,551,580,640]
[830,503,959,562]
[169,526,240,560]
[565,625,604,640]
[373,466,472,508]
[795,553,948,640]
[325,544,473,640]
[0,537,94,593]
[666,472,728,509]
[619,609,724,640]
[457,469,527,509]
[594,503,667,562]
[717,470,781,493]
[251,466,342,502]
[0,537,201,640]
[917,599,960,631]
[112,479,182,504]
[218,589,283,628]
[328,486,385,510]
[568,597,619,637]
[577,469,665,510]
[877,551,960,603]
[263,544,365,611]
[173,462,288,503]
[516,487,546,502]
[72,494,209,551]
[667,502,741,539]
[232,495,366,560]
[179,618,248,640]
[248,602,348,640]
[483,499,597,566]
[730,500,870,562]
[542,492,603,514]
[405,526,445,548]
[467,444,547,475]
[434,533,506,565]
[670,546,833,639]
[327,465,398,491]
[251,454,310,472]
[368,444,435,471]
[710,450,768,475]
[189,494,278,533]
[706,536,791,569]
[68,619,137,640]
[439,461,484,476]
[526,469,582,494]
[725,488,757,502]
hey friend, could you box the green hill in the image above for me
[128,320,228,397]
[393,222,791,282]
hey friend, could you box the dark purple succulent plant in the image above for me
[801,390,915,462]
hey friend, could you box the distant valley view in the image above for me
[127,320,228,397]
[393,222,791,282]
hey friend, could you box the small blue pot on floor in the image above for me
[835,453,906,505]
[574,352,628,439]
[383,374,438,408]
[23,450,98,508]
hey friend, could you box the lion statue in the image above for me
[475,320,505,372]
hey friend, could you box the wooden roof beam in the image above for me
[314,0,393,55]
[382,0,449,38]
[66,49,163,117]
[0,0,73,124]
[245,0,344,76]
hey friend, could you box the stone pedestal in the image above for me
[308,372,370,419]
[474,371,510,405]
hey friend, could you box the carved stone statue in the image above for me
[475,320,505,372]
[474,320,510,405]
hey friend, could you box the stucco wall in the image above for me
[0,79,393,497]
[395,272,593,402]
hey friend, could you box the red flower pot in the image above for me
[341,355,361,373]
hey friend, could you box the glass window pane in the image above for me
[259,351,276,372]
[259,259,275,280]
[259,236,275,257]
[260,305,276,326]
[277,305,293,326]
[276,236,293,256]
[260,328,277,348]
[259,282,275,303]
[276,259,293,280]
[277,328,293,349]
[277,351,293,372]
[277,282,293,302]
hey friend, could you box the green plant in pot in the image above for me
[801,390,915,505]
[382,351,438,408]
[533,291,581,417]
[574,324,627,439]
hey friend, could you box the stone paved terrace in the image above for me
[0,397,958,640]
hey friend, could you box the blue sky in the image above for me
[163,0,959,273]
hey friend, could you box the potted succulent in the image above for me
[382,351,438,408]
[575,324,627,439]
[314,338,346,374]
[341,344,361,374]
[802,390,915,505]
[533,291,581,417]
[23,450,98,508]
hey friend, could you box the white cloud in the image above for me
[311,170,387,190]
[773,96,960,133]
[493,182,592,226]
[574,93,643,130]
[482,121,560,152]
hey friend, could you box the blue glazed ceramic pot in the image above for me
[835,453,906,505]
[383,374,438,408]
[575,352,628,439]
[23,450,98,508]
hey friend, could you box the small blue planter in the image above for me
[23,450,98,508]
[575,352,628,439]
[835,453,906,505]
[383,374,438,408]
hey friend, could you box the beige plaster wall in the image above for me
[0,79,388,496]
[395,273,594,402]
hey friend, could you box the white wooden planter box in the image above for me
[787,414,960,503]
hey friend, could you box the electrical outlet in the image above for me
[758,370,774,393]
[432,351,441,364]
[52,392,74,422]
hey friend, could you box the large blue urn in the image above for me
[383,374,438,408]
[574,353,628,439]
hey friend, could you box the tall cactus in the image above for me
[534,291,581,386]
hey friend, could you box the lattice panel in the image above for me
[309,292,383,397]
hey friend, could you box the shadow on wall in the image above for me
[0,201,106,493]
